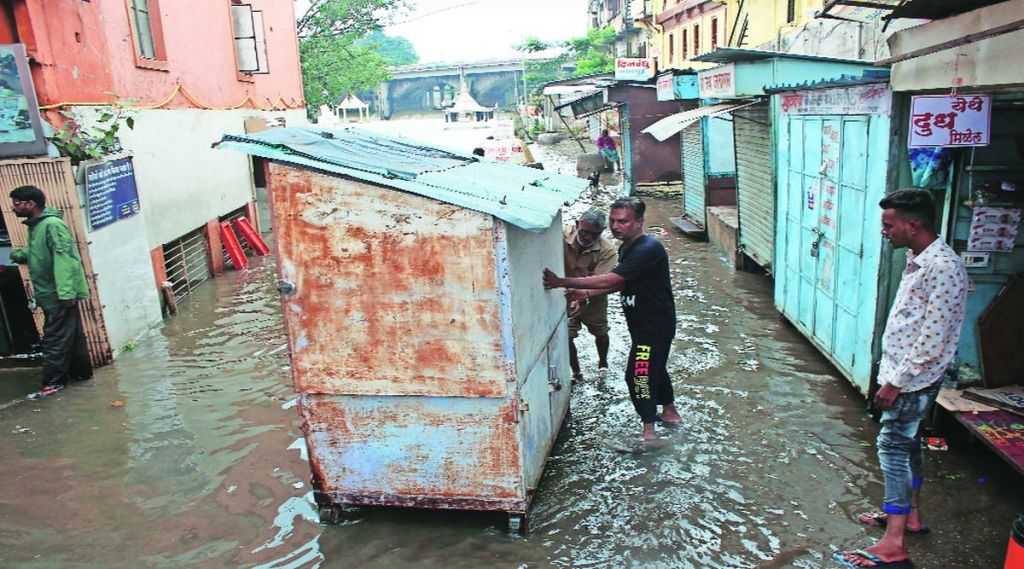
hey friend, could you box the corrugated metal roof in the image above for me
[764,69,892,93]
[691,47,875,65]
[215,126,588,233]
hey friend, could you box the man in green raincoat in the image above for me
[9,185,91,398]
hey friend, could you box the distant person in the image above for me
[562,208,617,384]
[472,147,485,157]
[9,185,92,399]
[544,197,680,440]
[838,189,968,569]
[595,129,619,172]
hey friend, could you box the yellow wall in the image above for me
[650,0,825,70]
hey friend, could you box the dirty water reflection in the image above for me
[0,259,321,568]
[0,129,1017,568]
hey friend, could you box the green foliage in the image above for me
[297,0,411,111]
[51,100,137,165]
[570,27,617,76]
[357,30,419,66]
[512,27,617,98]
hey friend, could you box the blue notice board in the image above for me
[85,156,141,231]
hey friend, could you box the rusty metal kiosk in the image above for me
[217,127,588,531]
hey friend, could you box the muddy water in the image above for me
[0,121,1020,568]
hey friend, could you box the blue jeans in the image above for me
[877,383,940,515]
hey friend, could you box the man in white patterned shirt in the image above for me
[839,189,968,569]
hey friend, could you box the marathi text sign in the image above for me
[779,85,892,116]
[85,157,141,231]
[909,95,991,147]
[698,64,735,99]
[615,58,656,81]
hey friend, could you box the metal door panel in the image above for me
[734,104,775,268]
[682,122,706,224]
[301,394,523,507]
[268,165,507,398]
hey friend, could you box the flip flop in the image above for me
[858,512,930,534]
[833,549,913,568]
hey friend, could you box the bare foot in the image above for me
[641,423,657,441]
[659,404,682,424]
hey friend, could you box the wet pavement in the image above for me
[0,123,1021,568]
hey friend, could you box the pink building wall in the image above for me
[12,0,303,113]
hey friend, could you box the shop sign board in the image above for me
[615,58,656,81]
[779,84,891,116]
[909,95,991,147]
[84,156,142,231]
[698,64,735,99]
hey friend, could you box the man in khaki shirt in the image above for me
[563,208,617,383]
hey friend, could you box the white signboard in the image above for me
[698,64,735,99]
[909,95,991,147]
[615,58,656,81]
[779,84,892,116]
[483,138,528,165]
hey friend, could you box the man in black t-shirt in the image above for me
[543,197,680,440]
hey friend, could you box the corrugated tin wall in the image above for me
[682,122,706,225]
[0,157,114,367]
[734,103,774,270]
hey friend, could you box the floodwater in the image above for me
[0,119,1020,568]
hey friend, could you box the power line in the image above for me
[389,0,490,26]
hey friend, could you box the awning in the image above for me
[641,100,759,142]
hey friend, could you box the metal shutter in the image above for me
[734,103,774,270]
[681,121,706,226]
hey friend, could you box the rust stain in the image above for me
[268,166,507,399]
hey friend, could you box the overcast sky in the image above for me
[384,0,588,63]
[296,0,590,64]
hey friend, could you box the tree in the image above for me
[512,27,617,101]
[297,0,411,110]
[357,30,418,66]
[568,27,616,76]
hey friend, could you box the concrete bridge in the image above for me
[378,57,573,118]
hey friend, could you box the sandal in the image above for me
[858,512,930,534]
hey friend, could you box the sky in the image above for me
[382,0,590,64]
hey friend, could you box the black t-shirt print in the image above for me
[612,233,676,336]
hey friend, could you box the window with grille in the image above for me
[787,0,797,23]
[693,24,700,56]
[668,33,674,64]
[682,29,688,60]
[162,226,212,302]
[711,17,718,49]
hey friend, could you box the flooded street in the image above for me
[0,119,1020,568]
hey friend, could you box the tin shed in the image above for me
[217,127,588,531]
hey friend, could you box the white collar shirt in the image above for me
[878,237,968,392]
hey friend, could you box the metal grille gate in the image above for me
[162,226,212,302]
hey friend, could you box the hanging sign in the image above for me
[909,95,991,147]
[614,58,656,81]
[698,64,735,99]
[84,156,142,231]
